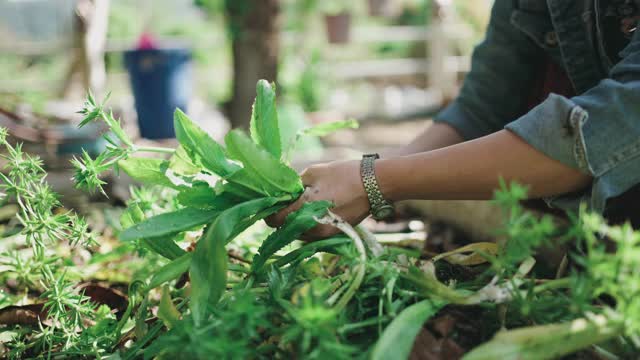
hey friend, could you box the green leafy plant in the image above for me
[0,127,110,358]
[4,78,640,359]
[75,80,640,359]
[74,80,362,329]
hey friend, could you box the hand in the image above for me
[267,160,371,240]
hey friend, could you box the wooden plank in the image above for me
[0,40,73,55]
[325,56,469,79]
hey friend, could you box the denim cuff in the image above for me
[505,94,590,174]
[504,94,596,213]
[504,92,640,214]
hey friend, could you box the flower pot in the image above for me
[368,0,392,17]
[124,48,192,139]
[324,12,352,44]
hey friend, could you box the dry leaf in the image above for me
[0,303,46,326]
[431,242,498,266]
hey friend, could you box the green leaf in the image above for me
[273,237,350,268]
[139,236,186,260]
[120,207,219,242]
[300,119,359,137]
[174,109,240,177]
[371,299,447,360]
[252,201,332,273]
[147,253,192,290]
[190,224,226,327]
[118,157,176,189]
[177,182,243,210]
[106,110,133,147]
[119,202,187,259]
[230,204,287,245]
[462,314,624,360]
[403,267,470,304]
[216,177,265,200]
[169,145,201,175]
[189,197,281,325]
[89,244,135,265]
[250,80,281,159]
[225,130,302,195]
[225,168,277,197]
[120,203,145,230]
[157,286,181,329]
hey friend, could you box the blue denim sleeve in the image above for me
[433,0,542,140]
[506,28,640,213]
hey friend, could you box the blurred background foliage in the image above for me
[0,0,491,116]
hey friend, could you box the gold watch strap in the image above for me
[360,154,394,220]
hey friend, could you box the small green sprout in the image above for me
[71,151,110,195]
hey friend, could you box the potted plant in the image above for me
[323,1,353,44]
[368,0,393,17]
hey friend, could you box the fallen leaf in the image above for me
[432,314,456,337]
[79,283,128,316]
[409,327,465,360]
[0,304,46,326]
[431,242,498,266]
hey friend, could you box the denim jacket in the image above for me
[434,0,640,214]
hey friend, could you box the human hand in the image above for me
[267,159,370,239]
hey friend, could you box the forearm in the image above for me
[383,122,464,157]
[377,130,592,201]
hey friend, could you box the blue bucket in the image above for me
[124,48,192,139]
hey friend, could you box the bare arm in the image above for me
[270,129,592,238]
[377,129,591,201]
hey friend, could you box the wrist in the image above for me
[374,158,401,202]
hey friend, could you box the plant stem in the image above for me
[533,278,572,294]
[315,211,367,312]
[228,263,250,274]
[134,146,175,154]
[356,225,384,257]
[339,316,391,334]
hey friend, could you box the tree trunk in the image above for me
[61,0,110,99]
[225,0,281,129]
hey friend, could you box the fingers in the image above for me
[265,188,310,228]
[300,223,340,241]
[300,164,321,186]
[266,166,319,228]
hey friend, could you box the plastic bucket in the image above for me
[324,13,351,44]
[124,48,192,139]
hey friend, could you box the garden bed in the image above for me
[0,82,639,359]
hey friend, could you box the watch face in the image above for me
[374,206,394,220]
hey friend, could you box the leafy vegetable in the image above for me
[174,109,240,177]
[169,145,201,175]
[139,236,186,260]
[463,314,624,360]
[28,79,639,360]
[283,118,360,160]
[118,157,176,189]
[225,130,303,195]
[371,299,447,360]
[252,200,332,273]
[250,80,282,159]
[147,253,193,290]
[158,286,181,329]
[272,237,350,268]
[120,207,219,242]
[177,183,242,210]
[189,197,282,324]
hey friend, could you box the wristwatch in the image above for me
[360,154,395,220]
